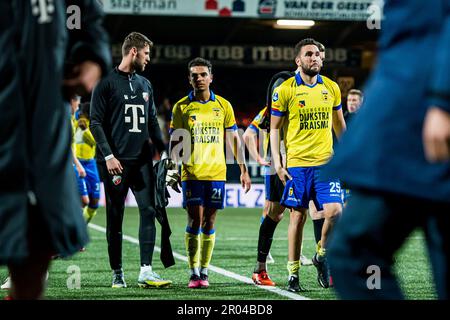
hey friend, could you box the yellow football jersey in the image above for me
[271,73,341,167]
[74,118,96,160]
[170,91,237,181]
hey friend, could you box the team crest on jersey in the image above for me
[212,108,221,118]
[299,100,305,108]
[321,90,329,101]
[289,187,293,196]
[189,115,197,123]
[142,92,149,102]
[272,92,279,102]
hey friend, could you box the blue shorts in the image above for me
[281,166,343,210]
[79,159,101,199]
[74,164,88,197]
[182,180,226,209]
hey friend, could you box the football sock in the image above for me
[316,241,327,262]
[254,261,266,273]
[287,260,300,277]
[313,218,324,243]
[83,206,97,223]
[185,227,200,270]
[257,216,278,263]
[200,267,208,276]
[140,264,152,273]
[200,229,216,269]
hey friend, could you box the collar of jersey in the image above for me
[295,73,323,88]
[188,90,216,103]
[115,67,136,77]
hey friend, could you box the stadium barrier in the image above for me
[98,183,266,208]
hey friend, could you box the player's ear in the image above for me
[295,55,301,66]
[210,73,213,83]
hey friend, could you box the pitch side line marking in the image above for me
[89,223,310,300]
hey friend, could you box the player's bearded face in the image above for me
[298,45,321,77]
[300,57,321,76]
[132,45,150,72]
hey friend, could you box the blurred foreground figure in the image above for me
[324,0,450,299]
[0,1,111,299]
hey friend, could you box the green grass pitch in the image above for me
[0,207,437,300]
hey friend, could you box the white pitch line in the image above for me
[88,223,309,300]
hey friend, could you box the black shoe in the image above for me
[112,270,127,288]
[287,275,305,292]
[312,253,329,288]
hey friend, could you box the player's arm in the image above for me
[223,101,251,193]
[423,8,450,162]
[146,82,166,156]
[165,103,184,193]
[72,146,86,178]
[226,127,251,193]
[63,0,111,98]
[331,82,346,140]
[242,125,270,166]
[270,115,291,184]
[90,81,123,175]
[332,108,347,140]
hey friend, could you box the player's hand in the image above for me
[240,171,251,193]
[275,165,292,186]
[106,157,123,175]
[257,156,271,167]
[76,163,86,178]
[166,168,181,193]
[423,107,450,163]
[162,155,181,192]
[63,61,102,97]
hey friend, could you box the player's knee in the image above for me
[324,204,342,219]
[268,202,285,222]
[81,196,89,208]
[289,210,307,225]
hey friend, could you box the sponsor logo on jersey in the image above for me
[272,92,279,102]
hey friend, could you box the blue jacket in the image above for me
[323,0,450,202]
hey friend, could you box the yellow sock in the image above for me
[185,231,200,269]
[316,240,326,258]
[287,260,300,277]
[83,207,97,224]
[200,231,216,268]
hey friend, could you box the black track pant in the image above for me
[98,161,156,271]
[329,189,450,300]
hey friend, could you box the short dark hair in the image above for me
[188,57,213,74]
[348,89,364,99]
[294,38,319,56]
[315,41,325,52]
[122,32,153,56]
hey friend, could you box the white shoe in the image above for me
[138,270,172,288]
[1,277,11,290]
[300,254,313,266]
[266,252,275,264]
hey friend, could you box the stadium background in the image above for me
[98,0,379,192]
[2,0,439,302]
